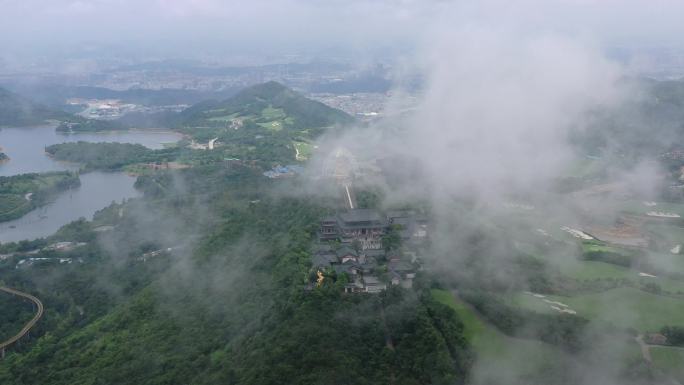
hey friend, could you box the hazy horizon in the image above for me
[1,0,684,78]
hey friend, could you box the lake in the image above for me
[0,172,141,243]
[0,126,182,176]
[0,125,182,243]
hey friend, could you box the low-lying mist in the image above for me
[305,26,676,385]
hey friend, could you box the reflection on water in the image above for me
[0,172,141,243]
[0,125,182,176]
[0,125,181,242]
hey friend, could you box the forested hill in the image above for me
[2,83,241,108]
[0,164,471,385]
[0,87,68,127]
[178,81,356,129]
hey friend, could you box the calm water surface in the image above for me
[0,172,141,243]
[0,125,182,242]
[0,126,182,176]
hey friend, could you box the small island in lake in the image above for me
[45,141,181,171]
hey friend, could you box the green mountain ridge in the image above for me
[179,81,355,129]
[168,81,357,165]
[66,82,355,136]
[1,83,241,108]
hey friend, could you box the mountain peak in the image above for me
[178,81,355,129]
[232,81,292,101]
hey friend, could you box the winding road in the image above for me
[636,334,683,385]
[0,287,44,357]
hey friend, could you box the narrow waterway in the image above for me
[0,125,182,243]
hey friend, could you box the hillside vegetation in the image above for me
[45,142,180,171]
[0,172,80,222]
[0,87,68,127]
[48,82,355,167]
[0,164,470,385]
[179,81,354,129]
[176,81,355,165]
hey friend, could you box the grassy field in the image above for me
[651,346,684,383]
[552,257,684,291]
[206,105,291,124]
[647,275,684,294]
[431,289,568,383]
[644,250,684,275]
[529,238,684,293]
[432,289,489,343]
[581,242,626,254]
[504,292,561,315]
[260,106,286,120]
[257,121,283,131]
[548,287,684,332]
[253,107,296,131]
[644,222,684,245]
[206,107,292,130]
[558,259,634,280]
[293,141,314,161]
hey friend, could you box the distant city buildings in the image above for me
[308,92,418,123]
[66,98,187,120]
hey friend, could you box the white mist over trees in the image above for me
[312,26,627,202]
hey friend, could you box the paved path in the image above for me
[379,306,396,385]
[636,334,684,385]
[0,287,44,357]
[344,184,355,209]
[635,334,652,363]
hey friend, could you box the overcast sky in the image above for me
[1,0,683,64]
